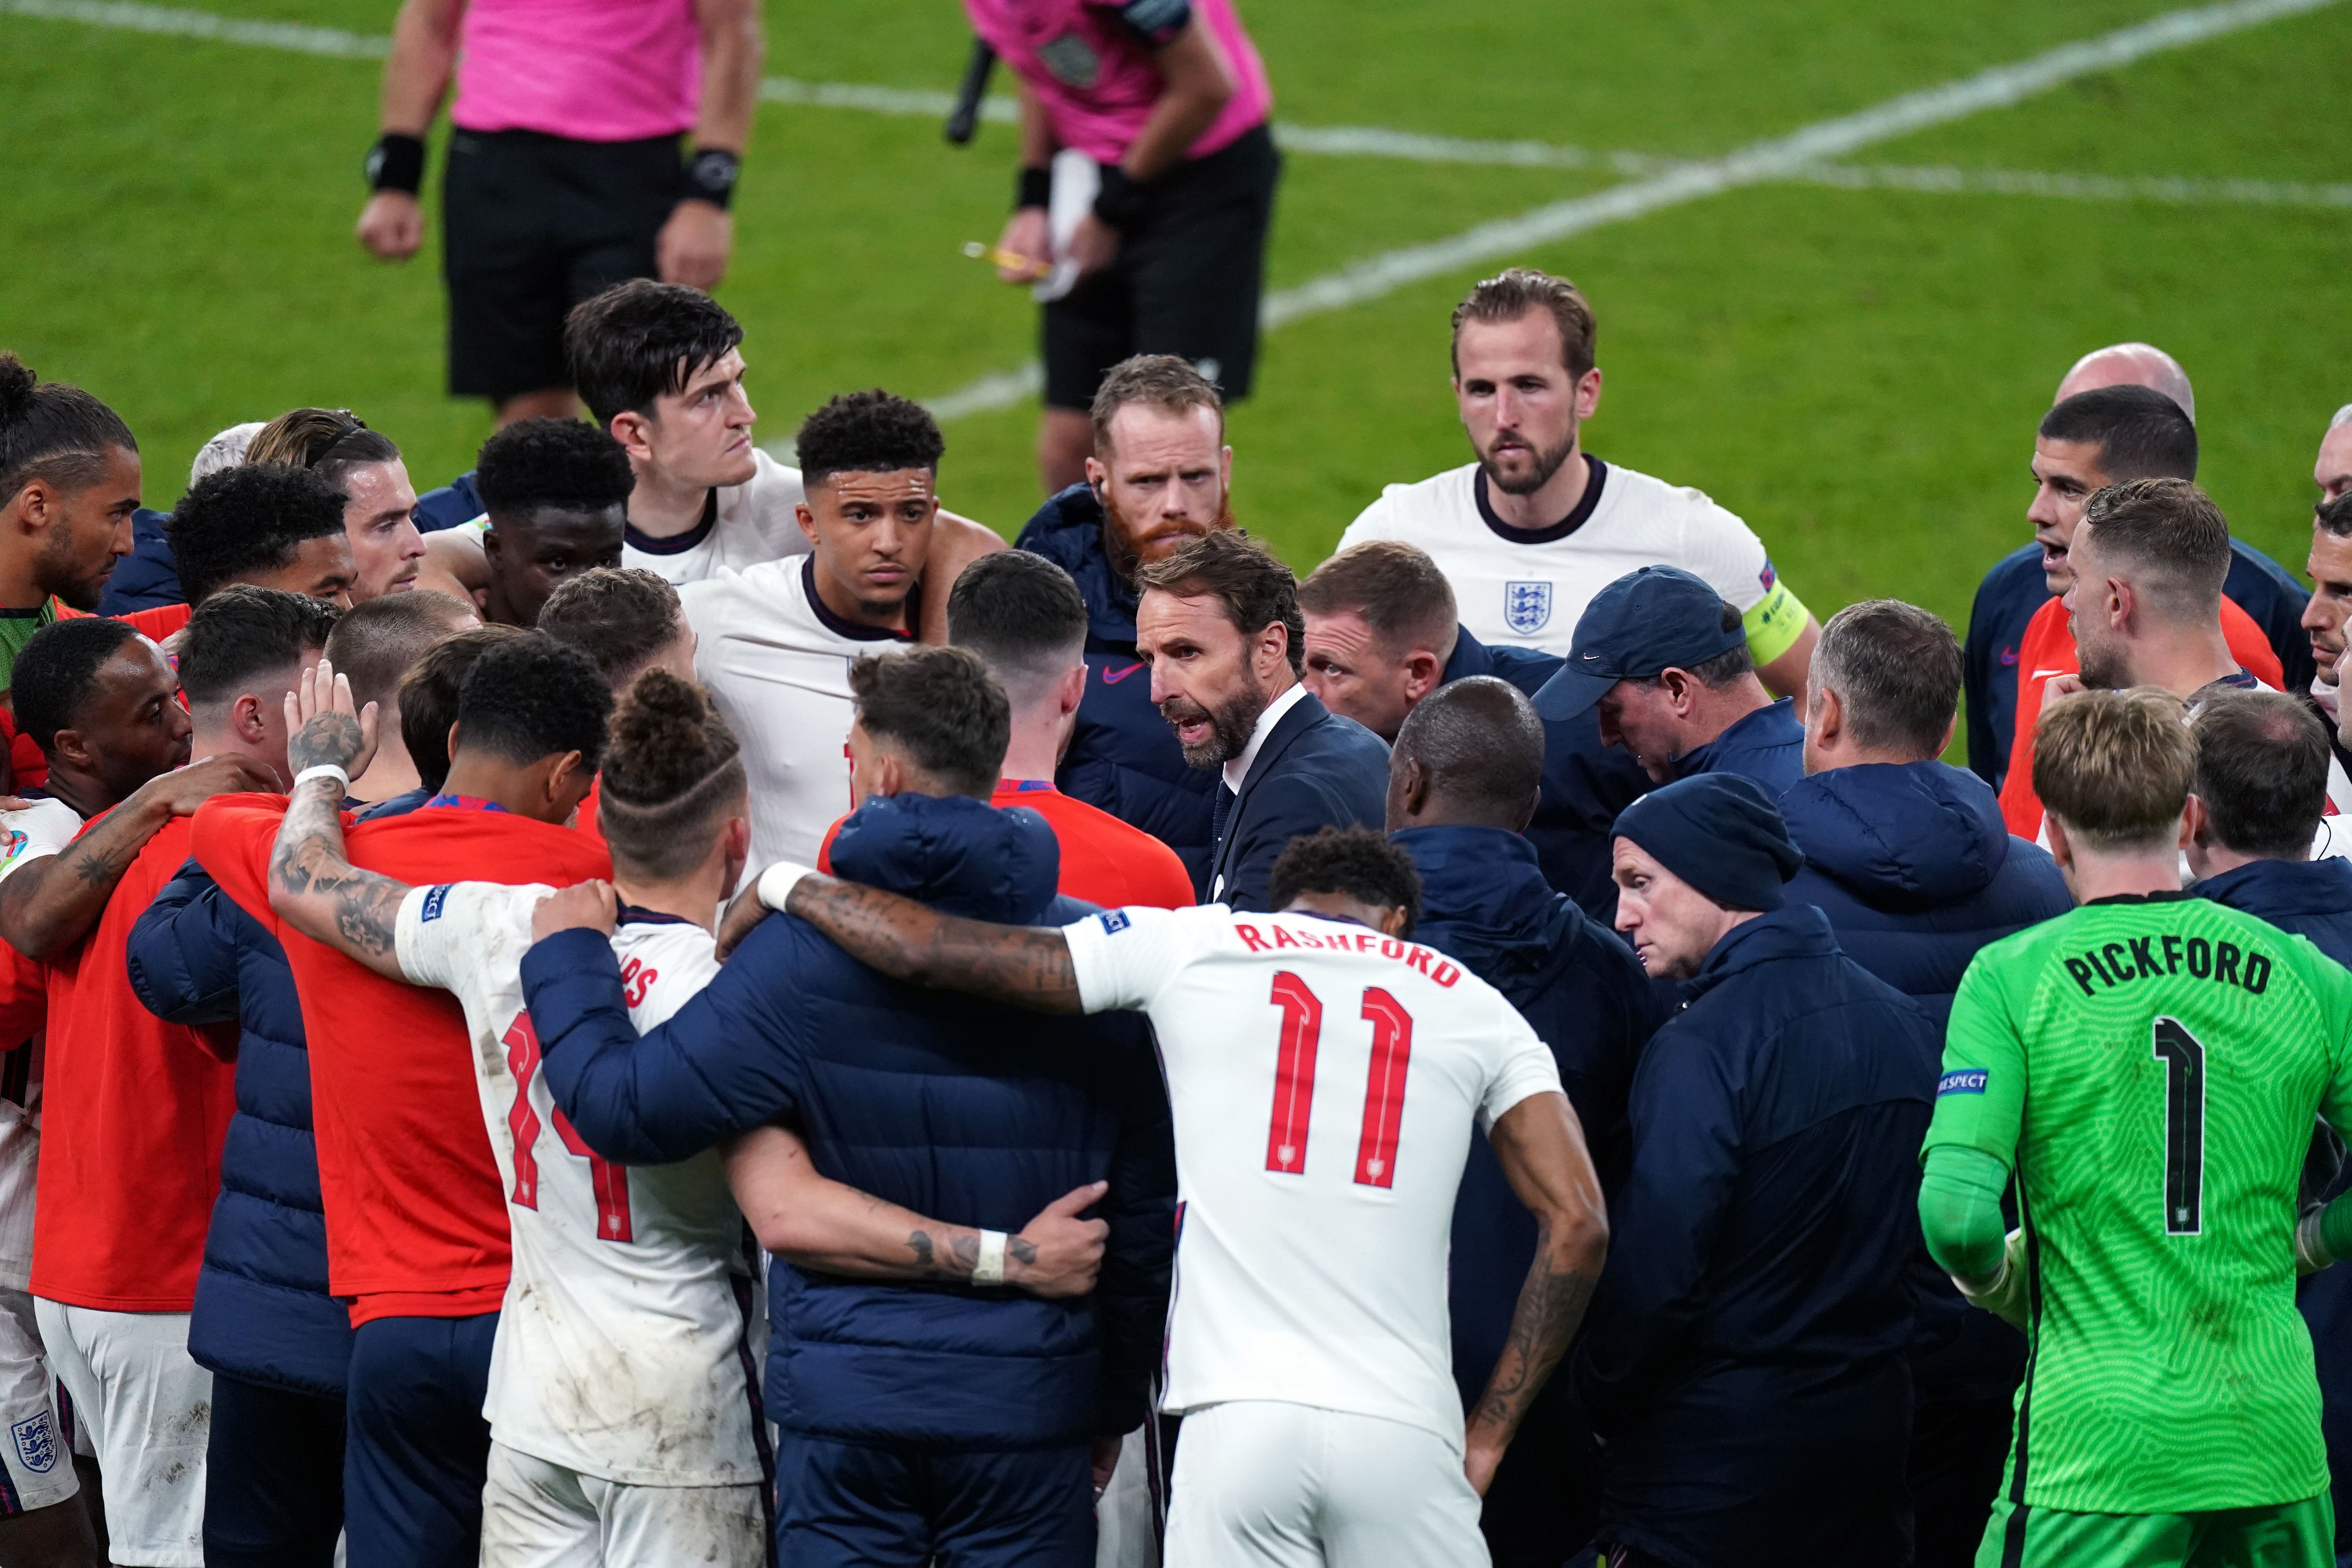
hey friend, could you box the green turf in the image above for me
[4,0,2349,680]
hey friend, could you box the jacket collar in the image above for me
[2193,856,2352,920]
[1223,682,1312,794]
[828,792,1061,922]
[1211,690,1337,881]
[1439,626,1494,685]
[1394,826,1570,964]
[1684,903,1838,1000]
[1683,696,1802,772]
[1018,485,1140,645]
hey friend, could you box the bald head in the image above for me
[1384,676,1546,831]
[2056,343,2194,423]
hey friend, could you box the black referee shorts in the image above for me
[441,129,683,402]
[1042,123,1280,412]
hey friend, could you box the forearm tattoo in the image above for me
[1468,1227,1598,1440]
[789,877,1082,1011]
[269,777,407,958]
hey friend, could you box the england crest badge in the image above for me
[11,1412,56,1474]
[1504,581,1553,635]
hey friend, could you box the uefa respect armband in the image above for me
[1742,562,1811,667]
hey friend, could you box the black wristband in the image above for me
[1091,164,1150,232]
[365,133,426,196]
[1016,165,1052,211]
[682,147,741,210]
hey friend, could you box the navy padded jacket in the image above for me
[1567,906,1942,1568]
[519,791,1176,1448]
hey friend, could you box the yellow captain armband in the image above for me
[1742,570,1810,667]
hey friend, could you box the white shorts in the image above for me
[479,1440,766,1568]
[0,1288,77,1514]
[33,1299,209,1567]
[1163,1402,1487,1568]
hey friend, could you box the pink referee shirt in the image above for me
[964,0,1271,167]
[450,0,702,143]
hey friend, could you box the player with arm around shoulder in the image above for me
[266,662,1110,1567]
[1924,686,2352,1567]
[696,825,1609,1566]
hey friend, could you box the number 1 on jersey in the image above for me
[2152,1016,2205,1235]
[1263,973,1414,1188]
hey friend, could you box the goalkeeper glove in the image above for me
[1951,1227,2029,1330]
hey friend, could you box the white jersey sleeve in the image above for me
[1336,486,1410,551]
[0,799,83,884]
[1063,904,1221,1014]
[395,880,547,995]
[1665,489,1773,612]
[1481,1010,1567,1132]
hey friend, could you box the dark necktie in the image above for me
[1213,780,1236,849]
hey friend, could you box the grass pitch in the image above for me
[4,0,2350,662]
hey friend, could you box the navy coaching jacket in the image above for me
[1568,905,1942,1568]
[1780,760,2071,1027]
[1398,827,1662,1443]
[1016,485,1220,884]
[518,791,1176,1448]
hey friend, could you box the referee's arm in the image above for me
[356,0,463,261]
[1062,15,1237,278]
[661,0,766,290]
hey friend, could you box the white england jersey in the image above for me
[624,450,811,586]
[1338,456,1779,657]
[1063,903,1563,1450]
[395,882,763,1488]
[681,554,915,873]
[0,798,77,1292]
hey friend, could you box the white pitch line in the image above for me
[922,0,2347,417]
[1790,161,2352,208]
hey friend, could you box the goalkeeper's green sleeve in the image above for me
[2295,1187,2352,1274]
[1920,1145,2009,1279]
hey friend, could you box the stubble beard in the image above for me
[1480,427,1580,498]
[1162,677,1268,770]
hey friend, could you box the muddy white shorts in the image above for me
[479,1440,766,1568]
[33,1299,209,1566]
[0,1288,77,1514]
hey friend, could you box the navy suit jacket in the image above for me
[1206,690,1389,910]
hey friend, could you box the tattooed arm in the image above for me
[265,661,412,980]
[0,752,279,962]
[723,1124,1109,1298]
[775,873,1083,1013]
[1463,1089,1609,1497]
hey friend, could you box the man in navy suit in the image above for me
[1133,530,1389,909]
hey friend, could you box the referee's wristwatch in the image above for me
[682,147,742,210]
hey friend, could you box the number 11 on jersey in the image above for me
[1263,971,1416,1189]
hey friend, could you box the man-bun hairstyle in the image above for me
[0,352,138,504]
[596,670,748,881]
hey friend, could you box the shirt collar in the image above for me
[1223,681,1310,795]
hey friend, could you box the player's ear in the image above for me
[1377,904,1412,938]
[2179,793,2205,851]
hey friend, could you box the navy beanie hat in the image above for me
[1610,773,1805,911]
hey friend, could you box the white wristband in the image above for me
[291,764,350,793]
[757,860,820,913]
[972,1229,1008,1287]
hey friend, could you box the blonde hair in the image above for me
[2033,686,2194,852]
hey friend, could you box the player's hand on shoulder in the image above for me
[532,880,617,944]
[149,753,284,813]
[714,880,768,961]
[356,191,424,261]
[1010,1180,1110,1299]
[2042,671,2085,704]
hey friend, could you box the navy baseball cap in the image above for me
[1531,566,1746,721]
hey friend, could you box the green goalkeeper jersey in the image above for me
[1926,892,2352,1515]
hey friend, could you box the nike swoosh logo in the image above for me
[1102,661,1145,684]
[2000,647,2018,666]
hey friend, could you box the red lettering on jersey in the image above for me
[550,1107,634,1243]
[503,1016,544,1208]
[1272,926,1301,949]
[1353,988,1413,1189]
[1405,947,1434,976]
[1379,938,1405,960]
[1431,962,1461,988]
[1263,972,1322,1175]
[617,956,658,1010]
[1236,923,1269,953]
[1353,933,1377,953]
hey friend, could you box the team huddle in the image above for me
[2,265,2352,1568]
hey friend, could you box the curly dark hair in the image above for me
[598,670,746,880]
[398,625,531,792]
[536,568,683,684]
[847,646,1007,799]
[167,463,348,605]
[563,281,745,429]
[1267,827,1423,936]
[0,352,137,504]
[454,632,612,773]
[795,390,944,486]
[473,419,635,520]
[12,616,140,753]
[178,586,339,708]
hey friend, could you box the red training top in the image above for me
[816,781,1195,911]
[31,815,238,1312]
[1997,594,2284,839]
[196,796,610,1325]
